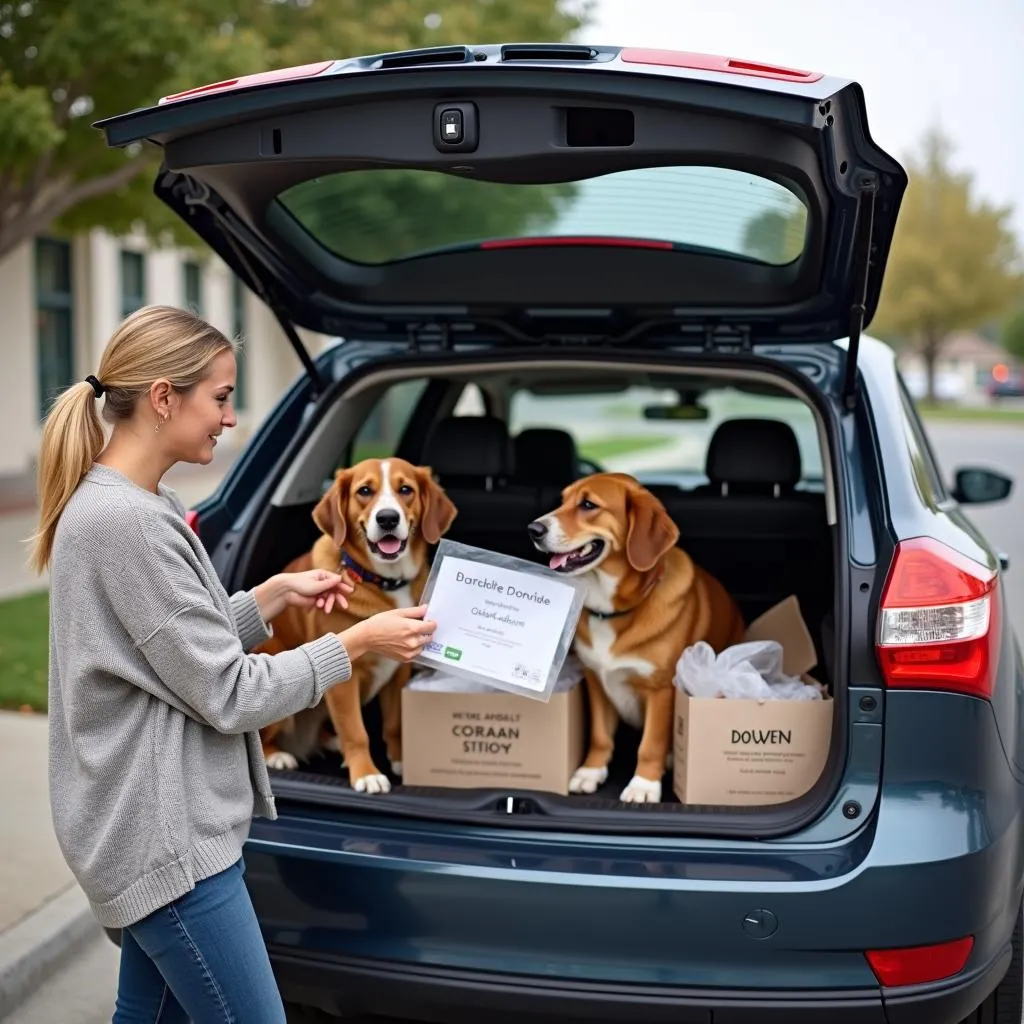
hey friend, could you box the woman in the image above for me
[30,305,436,1023]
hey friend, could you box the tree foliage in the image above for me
[0,0,592,261]
[1001,308,1024,363]
[872,128,1021,400]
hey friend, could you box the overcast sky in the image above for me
[578,0,1024,240]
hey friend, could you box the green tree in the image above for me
[1001,308,1024,363]
[873,128,1022,402]
[741,207,806,264]
[0,0,591,262]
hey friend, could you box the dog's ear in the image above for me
[417,467,458,545]
[625,485,679,572]
[312,469,352,549]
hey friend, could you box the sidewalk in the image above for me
[0,711,99,1018]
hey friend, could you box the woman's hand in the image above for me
[254,570,355,622]
[339,605,437,663]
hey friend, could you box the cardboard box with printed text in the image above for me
[673,596,833,807]
[401,684,585,795]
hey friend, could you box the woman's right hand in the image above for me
[337,605,436,663]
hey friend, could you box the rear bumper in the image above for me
[272,941,1010,1024]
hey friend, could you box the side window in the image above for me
[350,380,428,463]
[896,374,948,503]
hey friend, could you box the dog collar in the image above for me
[586,565,664,620]
[340,550,411,592]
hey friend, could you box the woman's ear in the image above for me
[149,379,176,422]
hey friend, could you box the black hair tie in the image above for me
[84,375,104,399]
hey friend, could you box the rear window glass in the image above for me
[508,384,823,487]
[277,166,808,266]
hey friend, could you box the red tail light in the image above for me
[185,510,200,537]
[876,537,999,699]
[866,936,973,987]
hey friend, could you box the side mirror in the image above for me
[951,467,1013,505]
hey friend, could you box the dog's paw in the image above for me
[390,760,403,778]
[619,776,662,804]
[569,766,609,794]
[265,751,298,771]
[353,773,392,795]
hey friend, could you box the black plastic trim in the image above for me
[270,943,1010,1024]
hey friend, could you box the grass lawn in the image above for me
[917,402,1024,423]
[578,435,672,462]
[0,590,49,713]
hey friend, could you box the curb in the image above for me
[0,883,99,1020]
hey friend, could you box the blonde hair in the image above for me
[29,305,235,574]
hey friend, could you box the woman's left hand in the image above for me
[281,569,355,613]
[255,570,356,622]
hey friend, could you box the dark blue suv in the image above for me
[99,43,1023,1023]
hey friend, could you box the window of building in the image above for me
[35,239,75,420]
[119,250,146,319]
[182,261,203,314]
[231,276,248,412]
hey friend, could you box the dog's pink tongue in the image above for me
[378,536,402,555]
[549,553,571,570]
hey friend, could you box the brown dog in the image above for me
[528,473,743,804]
[258,458,457,794]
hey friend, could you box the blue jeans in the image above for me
[113,858,286,1023]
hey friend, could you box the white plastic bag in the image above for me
[674,640,822,701]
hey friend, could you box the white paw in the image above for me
[265,751,298,771]
[619,775,662,803]
[569,766,609,794]
[322,734,340,753]
[353,773,391,795]
[390,760,403,777]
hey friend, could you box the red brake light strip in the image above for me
[619,48,823,84]
[159,60,335,105]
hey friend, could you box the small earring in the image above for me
[155,415,166,434]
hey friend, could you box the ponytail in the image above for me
[28,382,107,573]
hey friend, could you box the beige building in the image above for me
[0,230,335,486]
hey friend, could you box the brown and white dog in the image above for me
[258,458,457,794]
[528,473,744,804]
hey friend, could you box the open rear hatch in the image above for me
[95,44,904,836]
[95,42,906,402]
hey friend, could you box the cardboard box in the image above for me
[401,684,586,795]
[673,596,833,807]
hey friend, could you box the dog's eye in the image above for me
[397,484,414,496]
[578,498,598,511]
[356,485,374,497]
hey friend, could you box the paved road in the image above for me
[10,420,1024,1020]
[923,421,1024,630]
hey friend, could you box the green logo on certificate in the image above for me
[444,646,463,661]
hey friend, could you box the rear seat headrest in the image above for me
[513,428,579,486]
[706,418,802,492]
[422,416,514,480]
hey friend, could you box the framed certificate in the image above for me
[415,540,587,702]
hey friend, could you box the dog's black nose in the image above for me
[527,520,548,540]
[376,509,401,531]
